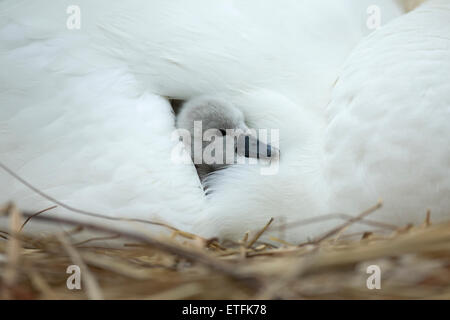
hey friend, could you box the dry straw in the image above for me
[0,201,448,300]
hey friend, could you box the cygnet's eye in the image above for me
[219,129,226,136]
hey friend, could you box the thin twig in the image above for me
[425,210,432,227]
[270,212,396,232]
[312,201,383,244]
[73,234,121,247]
[247,218,274,248]
[20,205,57,231]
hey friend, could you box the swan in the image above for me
[176,96,280,181]
[0,1,412,239]
[190,0,450,242]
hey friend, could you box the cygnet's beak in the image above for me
[236,130,280,160]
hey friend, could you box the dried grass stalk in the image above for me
[0,204,449,300]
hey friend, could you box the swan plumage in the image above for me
[192,0,450,242]
[324,0,450,225]
[2,0,441,242]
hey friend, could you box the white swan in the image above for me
[191,0,450,242]
[0,1,414,239]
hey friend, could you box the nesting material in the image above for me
[400,0,428,12]
[0,204,448,300]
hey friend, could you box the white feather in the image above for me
[0,1,413,240]
[193,0,450,242]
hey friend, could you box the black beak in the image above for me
[238,134,279,160]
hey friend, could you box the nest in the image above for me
[402,0,428,12]
[0,202,449,300]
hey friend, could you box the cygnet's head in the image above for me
[176,96,279,180]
